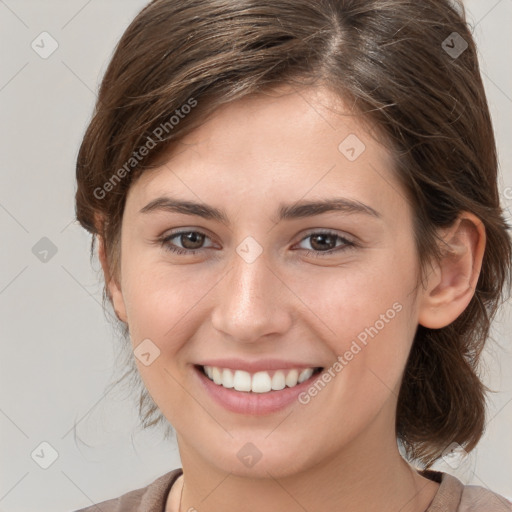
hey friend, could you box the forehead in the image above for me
[126,85,408,223]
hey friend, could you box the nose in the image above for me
[210,249,292,344]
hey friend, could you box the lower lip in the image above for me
[193,365,324,415]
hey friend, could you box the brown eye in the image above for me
[178,231,205,250]
[296,230,357,257]
[160,230,213,255]
[309,233,338,251]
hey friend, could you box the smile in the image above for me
[193,360,327,415]
[200,365,323,393]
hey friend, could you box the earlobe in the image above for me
[97,234,128,324]
[418,212,486,329]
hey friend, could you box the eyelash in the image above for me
[158,229,357,258]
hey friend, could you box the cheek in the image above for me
[123,263,202,411]
[299,252,410,330]
[121,252,210,339]
[301,252,416,389]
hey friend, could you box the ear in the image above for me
[97,234,128,324]
[417,212,486,329]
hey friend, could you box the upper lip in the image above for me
[195,358,323,373]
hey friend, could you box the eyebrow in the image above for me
[139,196,382,226]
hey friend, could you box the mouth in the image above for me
[195,364,324,394]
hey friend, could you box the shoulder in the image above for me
[421,470,512,512]
[459,483,512,512]
[71,468,183,512]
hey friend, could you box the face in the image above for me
[107,84,426,478]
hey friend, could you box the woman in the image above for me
[73,0,512,510]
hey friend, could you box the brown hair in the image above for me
[75,0,512,468]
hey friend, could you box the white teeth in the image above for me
[271,370,286,390]
[233,370,252,392]
[251,371,272,393]
[285,369,299,387]
[202,365,319,393]
[222,368,234,388]
[212,367,222,385]
[298,368,314,383]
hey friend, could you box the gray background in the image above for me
[0,1,511,511]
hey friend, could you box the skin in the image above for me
[98,84,486,512]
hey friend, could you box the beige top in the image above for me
[73,468,512,512]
